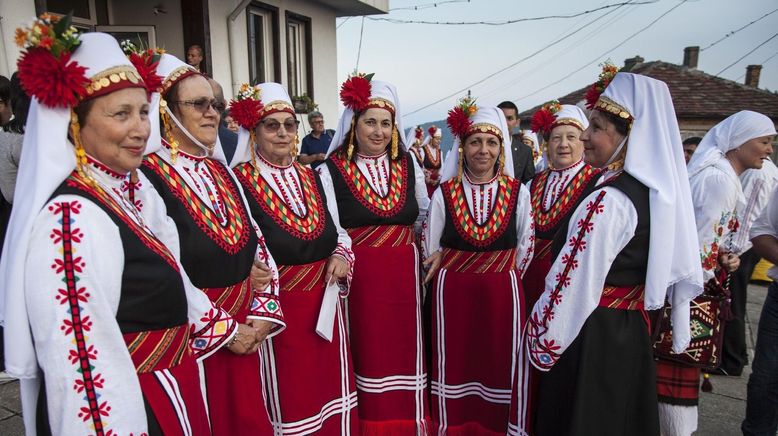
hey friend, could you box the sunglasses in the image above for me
[173,98,225,113]
[260,119,300,133]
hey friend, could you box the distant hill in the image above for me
[406,120,454,159]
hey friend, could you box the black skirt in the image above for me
[534,306,659,436]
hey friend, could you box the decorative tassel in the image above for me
[346,117,356,160]
[701,373,713,392]
[291,133,299,159]
[160,100,179,163]
[498,145,505,175]
[391,125,399,159]
[250,130,259,174]
[457,147,464,182]
[69,109,96,188]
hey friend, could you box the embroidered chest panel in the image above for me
[423,145,442,169]
[331,153,408,217]
[234,162,327,241]
[143,154,251,254]
[65,172,179,271]
[531,165,599,233]
[442,177,520,248]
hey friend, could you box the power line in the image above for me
[336,16,352,29]
[516,0,688,103]
[404,1,644,117]
[736,50,778,80]
[390,0,471,11]
[701,7,778,51]
[716,31,778,76]
[355,17,366,71]
[367,1,656,26]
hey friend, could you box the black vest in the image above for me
[551,172,650,286]
[326,152,419,228]
[53,179,188,334]
[440,177,521,252]
[140,159,258,289]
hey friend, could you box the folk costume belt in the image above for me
[123,324,191,373]
[440,248,518,274]
[347,224,414,248]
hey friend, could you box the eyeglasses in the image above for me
[173,98,225,113]
[260,119,300,133]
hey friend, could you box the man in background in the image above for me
[498,101,535,183]
[299,111,332,168]
[683,136,702,164]
[187,44,204,72]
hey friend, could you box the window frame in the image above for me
[246,2,281,85]
[284,11,313,101]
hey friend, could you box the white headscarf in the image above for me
[146,54,227,163]
[422,125,443,147]
[325,80,408,158]
[600,72,703,352]
[229,82,295,168]
[405,125,420,148]
[686,110,776,179]
[439,106,515,182]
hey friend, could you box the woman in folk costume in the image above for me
[422,98,534,435]
[520,130,545,173]
[657,110,776,436]
[523,69,703,435]
[421,125,444,197]
[507,102,600,435]
[138,53,285,435]
[319,74,430,434]
[407,125,426,166]
[229,82,359,435]
[1,25,242,435]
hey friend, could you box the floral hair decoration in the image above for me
[446,96,477,142]
[530,100,562,139]
[584,61,619,110]
[121,40,164,98]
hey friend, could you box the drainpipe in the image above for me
[227,0,252,96]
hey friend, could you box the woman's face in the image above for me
[580,110,626,168]
[78,87,150,174]
[255,111,298,165]
[224,115,239,133]
[355,108,393,156]
[728,134,775,170]
[547,124,584,169]
[171,75,219,150]
[463,132,501,177]
[431,136,441,148]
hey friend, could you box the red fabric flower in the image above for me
[447,106,472,140]
[428,126,436,137]
[415,127,423,140]
[17,48,88,108]
[531,108,556,136]
[128,53,162,97]
[229,98,264,130]
[584,83,602,110]
[340,76,371,112]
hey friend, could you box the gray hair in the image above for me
[307,111,323,123]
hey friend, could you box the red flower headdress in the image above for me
[530,100,562,137]
[15,13,88,108]
[122,40,164,97]
[428,126,437,137]
[340,73,374,112]
[415,126,424,141]
[584,61,619,109]
[447,96,477,140]
[229,84,265,130]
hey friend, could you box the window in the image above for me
[286,13,312,99]
[43,0,98,26]
[247,4,278,84]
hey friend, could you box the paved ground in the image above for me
[0,283,771,434]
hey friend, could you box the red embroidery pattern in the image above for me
[331,153,408,217]
[190,307,236,359]
[527,190,607,369]
[65,172,179,272]
[143,154,251,254]
[234,162,327,241]
[442,176,520,247]
[49,200,112,434]
[530,165,600,233]
[700,210,740,272]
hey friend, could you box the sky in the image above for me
[335,0,778,127]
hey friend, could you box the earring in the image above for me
[457,146,464,182]
[291,133,299,159]
[391,125,399,159]
[250,130,259,174]
[160,100,179,163]
[498,145,505,176]
[346,117,356,160]
[70,110,97,188]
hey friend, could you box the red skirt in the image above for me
[347,225,430,435]
[656,360,701,406]
[426,170,441,198]
[124,325,211,435]
[431,248,524,436]
[261,258,359,435]
[200,278,274,435]
[521,238,553,314]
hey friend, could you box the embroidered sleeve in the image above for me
[691,170,740,282]
[422,188,446,259]
[25,197,148,434]
[514,183,535,278]
[526,188,637,371]
[413,156,431,233]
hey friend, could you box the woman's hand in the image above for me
[719,252,740,273]
[250,260,273,290]
[246,319,275,343]
[226,323,261,354]
[325,255,349,286]
[423,251,442,284]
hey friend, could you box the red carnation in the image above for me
[447,107,472,140]
[17,48,88,108]
[229,98,264,130]
[415,127,423,140]
[128,53,162,97]
[531,109,556,136]
[428,126,437,136]
[584,83,601,110]
[340,76,371,112]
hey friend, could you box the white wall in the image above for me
[108,0,186,59]
[209,0,340,135]
[0,0,37,77]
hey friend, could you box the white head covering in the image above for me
[599,72,704,352]
[405,125,420,148]
[553,104,590,132]
[421,125,443,147]
[325,80,407,158]
[439,106,515,182]
[521,129,540,155]
[686,110,776,179]
[229,82,295,167]
[146,53,227,163]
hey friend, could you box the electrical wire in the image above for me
[355,17,366,71]
[390,0,471,11]
[701,8,778,51]
[716,31,778,76]
[736,50,778,81]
